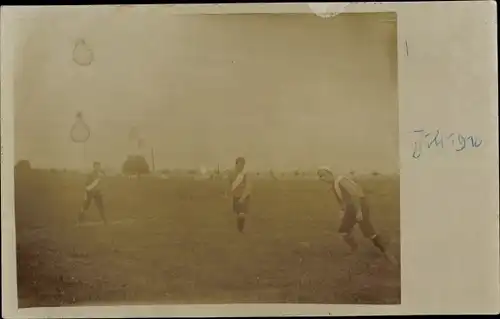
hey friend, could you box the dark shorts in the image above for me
[233,196,250,214]
[83,191,103,211]
[338,205,376,238]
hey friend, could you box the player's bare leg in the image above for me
[236,212,246,233]
[95,194,108,225]
[78,192,91,223]
[78,207,86,223]
[369,234,397,264]
[370,234,385,252]
[358,214,397,264]
[341,232,358,253]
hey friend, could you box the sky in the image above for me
[13,7,399,174]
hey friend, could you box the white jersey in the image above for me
[333,175,365,208]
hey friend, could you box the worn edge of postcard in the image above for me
[1,1,499,318]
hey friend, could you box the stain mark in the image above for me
[70,111,91,143]
[72,39,94,67]
[405,41,409,57]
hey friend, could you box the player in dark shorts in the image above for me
[78,161,107,224]
[317,167,396,263]
[228,157,252,233]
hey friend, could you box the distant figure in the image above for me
[317,167,396,263]
[79,162,107,224]
[228,157,252,233]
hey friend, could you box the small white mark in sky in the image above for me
[308,2,350,18]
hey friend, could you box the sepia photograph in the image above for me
[12,7,400,307]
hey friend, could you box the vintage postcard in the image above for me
[1,2,498,318]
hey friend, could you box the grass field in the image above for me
[14,170,400,307]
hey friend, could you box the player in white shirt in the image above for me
[228,157,252,233]
[317,167,396,263]
[78,162,107,224]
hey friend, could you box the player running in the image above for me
[228,157,252,233]
[78,161,107,224]
[317,166,396,263]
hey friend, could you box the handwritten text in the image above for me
[411,129,483,159]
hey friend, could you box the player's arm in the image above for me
[84,174,93,188]
[334,180,348,211]
[225,174,233,197]
[239,175,251,201]
[85,174,100,191]
[348,180,367,220]
[85,173,93,186]
[86,179,100,191]
[332,187,345,210]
